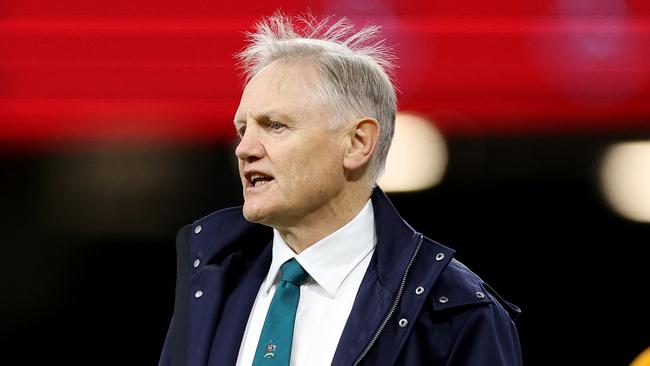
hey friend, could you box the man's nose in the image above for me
[235,126,265,161]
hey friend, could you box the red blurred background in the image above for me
[2,0,649,145]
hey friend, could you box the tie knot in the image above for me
[280,258,309,285]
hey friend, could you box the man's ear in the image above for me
[343,118,380,171]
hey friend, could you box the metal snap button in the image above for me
[194,290,203,298]
[194,225,202,234]
[435,253,445,261]
[415,286,425,295]
[398,318,409,328]
[193,259,200,268]
[438,296,449,304]
[475,291,485,299]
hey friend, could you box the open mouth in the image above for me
[249,174,274,188]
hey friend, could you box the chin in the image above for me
[242,207,262,224]
[242,201,272,225]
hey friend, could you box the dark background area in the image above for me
[2,133,649,365]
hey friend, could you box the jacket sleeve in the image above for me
[445,303,523,366]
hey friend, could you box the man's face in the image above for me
[234,61,348,228]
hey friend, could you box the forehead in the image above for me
[235,61,324,121]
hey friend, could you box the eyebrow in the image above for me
[233,111,295,127]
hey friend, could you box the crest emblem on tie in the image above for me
[264,341,277,359]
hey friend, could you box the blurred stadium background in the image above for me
[1,0,649,364]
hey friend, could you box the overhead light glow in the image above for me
[600,140,650,223]
[378,113,448,192]
[630,347,650,366]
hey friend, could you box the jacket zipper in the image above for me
[352,233,424,366]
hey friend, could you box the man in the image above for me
[160,13,522,366]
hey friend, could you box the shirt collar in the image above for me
[262,199,377,297]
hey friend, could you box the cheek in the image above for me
[297,147,342,189]
[274,135,343,190]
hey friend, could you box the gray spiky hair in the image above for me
[237,12,398,184]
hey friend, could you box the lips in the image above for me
[250,174,274,187]
[244,170,275,189]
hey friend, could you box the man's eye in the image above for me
[269,121,286,130]
[237,126,246,137]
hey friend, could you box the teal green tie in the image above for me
[252,258,309,366]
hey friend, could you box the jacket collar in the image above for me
[192,186,419,289]
[369,186,424,292]
[190,206,271,269]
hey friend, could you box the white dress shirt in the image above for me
[236,200,377,366]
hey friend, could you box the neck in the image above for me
[277,186,372,254]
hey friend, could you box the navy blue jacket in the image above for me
[160,188,522,365]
